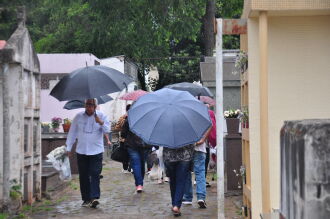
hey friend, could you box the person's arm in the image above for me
[196,126,212,145]
[66,114,79,154]
[104,133,112,145]
[95,112,110,133]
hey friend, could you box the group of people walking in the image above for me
[65,98,216,217]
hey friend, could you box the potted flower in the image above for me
[233,50,248,75]
[51,117,62,132]
[41,122,51,133]
[241,107,249,129]
[224,109,241,134]
[62,118,72,133]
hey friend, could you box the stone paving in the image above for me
[28,160,242,219]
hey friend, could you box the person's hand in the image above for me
[94,113,104,125]
[196,138,205,145]
[107,140,112,145]
[119,137,125,142]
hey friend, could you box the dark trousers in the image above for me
[77,153,103,201]
[205,147,210,178]
[165,161,190,208]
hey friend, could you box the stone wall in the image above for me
[280,119,330,219]
[0,8,41,211]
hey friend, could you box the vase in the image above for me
[42,126,50,133]
[62,124,71,133]
[226,118,240,134]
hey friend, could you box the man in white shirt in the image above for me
[66,98,110,208]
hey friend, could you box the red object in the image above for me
[0,40,6,50]
[196,96,215,106]
[208,110,217,147]
[119,90,148,101]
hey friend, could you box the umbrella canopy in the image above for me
[165,82,213,97]
[50,65,133,101]
[63,95,113,110]
[119,89,148,101]
[196,96,215,106]
[128,88,212,149]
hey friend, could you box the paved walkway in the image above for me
[28,160,242,219]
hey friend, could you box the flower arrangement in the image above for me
[224,109,241,119]
[241,107,249,128]
[233,165,246,189]
[51,117,62,131]
[232,51,248,75]
[63,118,72,125]
[41,122,51,133]
[41,122,50,128]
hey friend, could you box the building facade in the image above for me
[240,0,330,218]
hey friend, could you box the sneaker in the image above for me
[136,185,143,193]
[197,200,207,209]
[81,200,90,207]
[194,180,196,185]
[182,201,192,205]
[206,182,211,188]
[157,179,163,184]
[90,199,100,208]
[164,177,170,182]
[122,170,130,174]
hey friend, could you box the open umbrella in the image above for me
[165,82,213,97]
[128,88,212,148]
[119,89,148,101]
[196,96,215,106]
[50,65,133,101]
[63,95,113,110]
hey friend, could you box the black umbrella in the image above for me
[50,65,133,101]
[63,95,113,110]
[165,82,213,97]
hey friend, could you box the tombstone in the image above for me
[280,119,330,219]
[0,7,41,211]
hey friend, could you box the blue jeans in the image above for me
[127,147,148,186]
[183,151,206,201]
[77,153,103,201]
[165,161,190,208]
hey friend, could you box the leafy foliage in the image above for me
[1,0,243,89]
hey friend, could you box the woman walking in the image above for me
[121,117,151,192]
[163,144,194,216]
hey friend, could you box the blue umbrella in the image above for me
[128,88,212,148]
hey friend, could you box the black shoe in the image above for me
[90,199,100,208]
[206,182,211,188]
[81,200,90,207]
[198,200,207,209]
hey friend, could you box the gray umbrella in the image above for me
[50,65,133,101]
[165,82,213,97]
[63,95,113,110]
[128,88,212,148]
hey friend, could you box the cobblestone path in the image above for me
[29,160,242,219]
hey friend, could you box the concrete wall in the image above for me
[201,51,241,111]
[268,15,330,209]
[0,22,41,208]
[248,15,330,218]
[247,17,263,219]
[281,119,330,219]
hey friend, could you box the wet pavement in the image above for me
[27,160,242,219]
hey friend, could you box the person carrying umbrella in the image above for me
[66,98,110,208]
[120,111,152,193]
[126,88,212,216]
